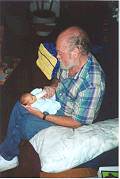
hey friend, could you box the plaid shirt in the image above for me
[55,54,105,124]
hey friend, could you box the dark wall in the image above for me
[0,1,32,58]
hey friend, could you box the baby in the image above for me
[20,88,61,115]
[20,93,38,106]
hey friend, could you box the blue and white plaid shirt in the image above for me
[56,54,105,124]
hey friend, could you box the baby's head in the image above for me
[20,93,36,106]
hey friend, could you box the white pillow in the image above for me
[30,118,118,173]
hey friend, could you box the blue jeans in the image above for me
[0,101,54,160]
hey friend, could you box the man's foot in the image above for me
[0,155,18,172]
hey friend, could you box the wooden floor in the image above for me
[40,168,97,178]
[0,167,97,178]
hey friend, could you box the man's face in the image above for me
[56,38,75,70]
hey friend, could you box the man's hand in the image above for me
[43,86,56,98]
[26,106,44,119]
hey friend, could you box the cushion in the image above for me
[36,43,60,80]
[30,118,118,173]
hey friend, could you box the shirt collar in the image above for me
[74,53,93,80]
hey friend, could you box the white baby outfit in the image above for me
[30,88,61,114]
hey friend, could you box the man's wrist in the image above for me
[43,112,49,120]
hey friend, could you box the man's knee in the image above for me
[20,114,43,139]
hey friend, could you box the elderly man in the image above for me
[0,26,105,172]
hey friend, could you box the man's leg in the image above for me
[0,101,54,160]
[20,112,54,140]
[0,101,25,160]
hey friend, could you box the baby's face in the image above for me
[25,94,36,105]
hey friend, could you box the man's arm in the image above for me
[26,107,81,128]
[45,114,81,128]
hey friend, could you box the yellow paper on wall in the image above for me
[36,43,60,80]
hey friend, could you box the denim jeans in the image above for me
[0,101,54,160]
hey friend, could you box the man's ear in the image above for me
[71,47,80,58]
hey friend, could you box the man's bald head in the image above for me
[56,26,90,55]
[58,26,81,38]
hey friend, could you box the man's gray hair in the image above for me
[67,30,91,55]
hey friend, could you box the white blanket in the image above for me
[30,118,118,173]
